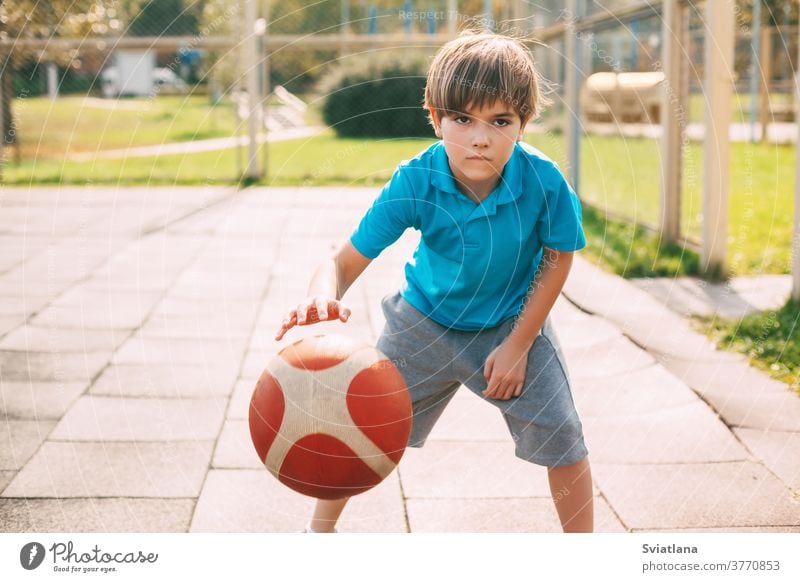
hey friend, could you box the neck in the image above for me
[450,164,500,203]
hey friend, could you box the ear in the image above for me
[428,106,443,138]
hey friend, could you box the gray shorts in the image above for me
[376,292,588,468]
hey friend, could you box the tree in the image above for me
[0,1,119,145]
[128,0,203,37]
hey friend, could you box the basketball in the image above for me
[249,334,412,500]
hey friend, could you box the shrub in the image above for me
[318,52,434,138]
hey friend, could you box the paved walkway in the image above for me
[0,186,798,533]
[528,121,799,144]
[68,126,326,162]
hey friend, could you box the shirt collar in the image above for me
[430,141,524,215]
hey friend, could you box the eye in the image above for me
[494,119,511,127]
[455,115,471,124]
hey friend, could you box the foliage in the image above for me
[319,52,434,138]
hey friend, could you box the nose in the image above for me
[471,121,490,148]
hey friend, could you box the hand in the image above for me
[482,339,532,400]
[274,295,351,341]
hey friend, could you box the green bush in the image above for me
[318,52,434,138]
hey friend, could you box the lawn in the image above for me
[2,113,794,276]
[8,94,237,159]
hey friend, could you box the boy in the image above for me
[275,31,593,533]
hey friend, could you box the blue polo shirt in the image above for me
[350,141,586,330]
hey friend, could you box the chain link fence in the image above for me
[0,1,797,189]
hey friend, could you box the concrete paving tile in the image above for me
[0,420,56,470]
[406,495,625,532]
[661,358,800,431]
[0,294,53,316]
[572,364,699,417]
[0,381,87,420]
[399,442,552,499]
[426,389,512,442]
[190,469,406,533]
[240,349,277,380]
[83,269,175,293]
[169,281,265,300]
[337,471,408,533]
[564,335,657,381]
[0,350,110,382]
[0,471,14,493]
[593,462,800,529]
[189,251,276,275]
[50,396,227,441]
[49,288,162,310]
[13,251,110,284]
[582,401,750,463]
[151,296,261,319]
[0,325,130,352]
[646,526,800,532]
[0,236,52,272]
[229,380,256,419]
[407,498,561,532]
[550,316,622,351]
[615,309,727,362]
[90,364,237,398]
[564,256,662,322]
[631,275,792,319]
[0,498,195,533]
[112,337,244,367]
[190,469,313,532]
[213,420,261,469]
[170,272,266,297]
[0,314,27,336]
[142,313,254,340]
[2,441,213,498]
[166,207,227,235]
[734,429,800,492]
[0,275,67,297]
[29,304,151,330]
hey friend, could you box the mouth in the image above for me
[466,155,491,161]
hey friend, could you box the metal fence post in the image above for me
[702,0,734,277]
[793,22,800,301]
[659,0,684,243]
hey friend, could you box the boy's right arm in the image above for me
[274,240,372,341]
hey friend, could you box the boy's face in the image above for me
[430,101,527,194]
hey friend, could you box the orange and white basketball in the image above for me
[249,334,412,500]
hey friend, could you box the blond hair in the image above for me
[424,30,547,126]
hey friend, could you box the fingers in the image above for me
[483,378,524,400]
[275,298,351,342]
[296,302,309,325]
[275,310,298,340]
[483,357,494,382]
[314,296,328,321]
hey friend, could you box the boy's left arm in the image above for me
[483,247,573,401]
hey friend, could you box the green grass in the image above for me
[11,94,236,159]
[694,299,800,395]
[524,132,795,277]
[580,205,700,278]
[2,130,437,186]
[3,112,794,277]
[689,92,795,124]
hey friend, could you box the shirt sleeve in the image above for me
[350,166,416,259]
[536,174,587,252]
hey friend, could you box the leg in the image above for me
[547,456,593,533]
[309,497,350,533]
